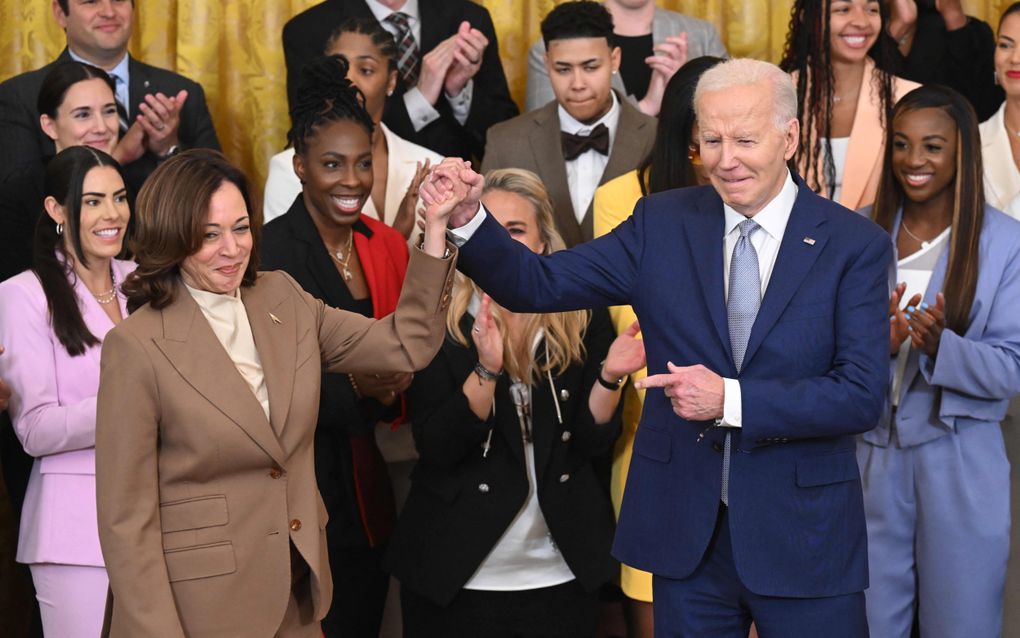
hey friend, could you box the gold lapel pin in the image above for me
[269,312,282,324]
[803,237,816,246]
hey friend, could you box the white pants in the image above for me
[29,563,108,638]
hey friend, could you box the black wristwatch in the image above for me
[597,360,626,391]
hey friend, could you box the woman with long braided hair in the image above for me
[781,0,917,210]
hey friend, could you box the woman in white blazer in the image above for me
[981,4,1020,219]
[264,17,441,234]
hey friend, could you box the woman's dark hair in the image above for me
[1001,2,1020,32]
[325,16,399,71]
[780,0,897,198]
[637,56,725,196]
[540,0,614,48]
[37,61,116,119]
[33,146,125,356]
[872,85,984,334]
[287,55,375,155]
[122,149,260,313]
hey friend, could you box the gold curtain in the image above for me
[0,0,1008,197]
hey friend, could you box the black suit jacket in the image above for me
[0,49,221,190]
[282,0,518,161]
[260,197,394,551]
[384,309,621,606]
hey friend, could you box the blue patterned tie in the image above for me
[722,218,761,505]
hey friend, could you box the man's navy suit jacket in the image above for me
[455,176,892,598]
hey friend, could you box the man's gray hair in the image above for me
[694,58,798,131]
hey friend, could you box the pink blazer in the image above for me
[0,258,134,566]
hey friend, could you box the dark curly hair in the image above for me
[287,54,375,156]
[325,16,398,71]
[780,0,897,198]
[540,0,614,49]
[122,149,259,313]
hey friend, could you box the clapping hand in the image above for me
[393,159,432,239]
[444,21,488,97]
[471,294,503,374]
[352,372,413,406]
[905,292,946,358]
[136,90,188,157]
[889,283,914,355]
[638,34,688,117]
[602,321,646,382]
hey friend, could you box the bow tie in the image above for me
[561,123,610,161]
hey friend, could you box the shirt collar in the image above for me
[364,0,420,23]
[557,90,620,136]
[68,48,130,88]
[185,282,243,317]
[723,170,798,241]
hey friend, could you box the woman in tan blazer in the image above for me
[94,148,458,637]
[781,0,918,211]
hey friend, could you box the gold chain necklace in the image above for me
[329,231,354,281]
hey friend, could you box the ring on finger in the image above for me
[472,326,481,333]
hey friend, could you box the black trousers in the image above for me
[401,579,598,638]
[321,543,389,638]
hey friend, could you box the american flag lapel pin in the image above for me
[803,237,816,246]
[269,312,282,325]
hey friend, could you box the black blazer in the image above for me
[385,308,621,606]
[282,0,518,161]
[0,49,221,190]
[260,197,394,549]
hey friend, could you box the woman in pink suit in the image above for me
[0,145,133,636]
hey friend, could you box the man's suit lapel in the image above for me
[127,57,151,118]
[416,0,443,54]
[687,191,734,368]
[153,287,287,467]
[242,282,297,438]
[528,104,580,247]
[742,194,828,371]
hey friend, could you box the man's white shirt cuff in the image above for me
[404,87,441,131]
[720,377,742,428]
[446,203,487,246]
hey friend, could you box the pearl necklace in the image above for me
[91,266,118,305]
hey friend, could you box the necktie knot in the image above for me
[561,123,610,161]
[385,11,412,31]
[738,218,760,240]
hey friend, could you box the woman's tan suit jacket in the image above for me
[95,248,456,637]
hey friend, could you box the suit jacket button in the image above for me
[561,431,571,442]
[290,519,302,531]
[713,442,723,452]
[269,468,283,479]
[559,474,570,483]
[478,483,490,494]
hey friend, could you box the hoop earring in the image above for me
[56,223,63,236]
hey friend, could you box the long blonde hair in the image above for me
[446,169,590,385]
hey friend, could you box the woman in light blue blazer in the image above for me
[862,84,1020,638]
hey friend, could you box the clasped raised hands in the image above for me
[418,157,484,228]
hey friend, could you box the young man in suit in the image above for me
[430,57,891,637]
[0,0,220,191]
[481,1,656,248]
[525,0,728,116]
[282,0,518,161]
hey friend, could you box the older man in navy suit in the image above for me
[425,58,890,637]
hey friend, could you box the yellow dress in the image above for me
[592,169,652,602]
